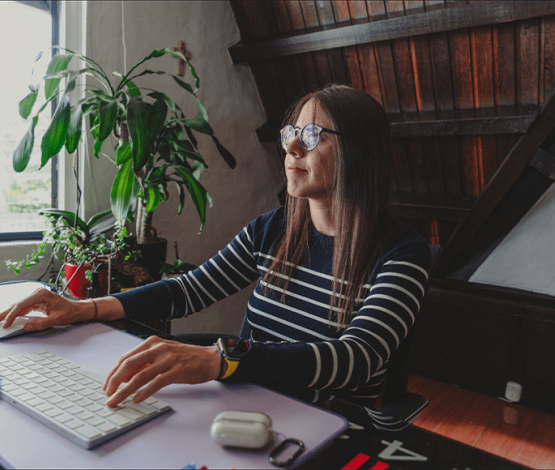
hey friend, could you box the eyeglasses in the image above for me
[280,123,340,151]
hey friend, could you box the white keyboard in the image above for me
[0,350,171,449]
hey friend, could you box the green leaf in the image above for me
[148,91,175,113]
[145,185,161,213]
[148,98,168,142]
[19,89,38,119]
[174,166,209,230]
[38,208,88,235]
[116,142,132,165]
[172,75,194,94]
[98,99,118,141]
[41,94,71,167]
[13,116,38,172]
[175,182,185,215]
[127,97,150,171]
[86,208,113,230]
[65,104,82,154]
[111,160,137,220]
[184,116,213,135]
[196,98,208,122]
[44,54,73,100]
[212,136,236,169]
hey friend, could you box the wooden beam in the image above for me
[255,105,540,142]
[229,2,555,63]
[389,192,476,222]
[436,87,555,277]
[529,148,555,180]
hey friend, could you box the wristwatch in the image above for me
[216,336,250,380]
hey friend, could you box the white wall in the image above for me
[470,182,555,297]
[85,1,283,334]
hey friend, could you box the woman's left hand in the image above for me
[102,336,221,407]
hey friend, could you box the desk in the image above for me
[111,319,528,470]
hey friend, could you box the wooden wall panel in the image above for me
[516,18,541,105]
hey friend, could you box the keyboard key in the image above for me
[127,403,157,417]
[18,392,37,402]
[75,410,95,421]
[69,383,85,392]
[54,412,74,424]
[75,398,93,407]
[26,398,45,407]
[86,403,104,413]
[21,352,45,362]
[97,407,115,418]
[5,387,27,397]
[116,407,145,421]
[97,421,117,433]
[66,405,85,415]
[79,388,96,397]
[75,424,102,439]
[65,418,86,430]
[149,400,170,411]
[36,402,54,413]
[87,416,105,426]
[46,395,65,405]
[45,407,63,418]
[106,413,132,426]
[58,389,74,397]
[57,400,74,410]
[0,383,19,393]
[37,390,56,400]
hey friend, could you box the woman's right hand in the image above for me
[0,288,93,332]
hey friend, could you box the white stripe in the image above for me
[259,279,343,314]
[384,260,428,280]
[341,334,383,370]
[324,343,338,388]
[184,275,207,309]
[252,289,338,327]
[219,250,253,283]
[200,265,230,297]
[370,283,420,310]
[256,252,372,289]
[308,343,321,387]
[350,326,392,361]
[357,305,409,336]
[352,315,400,347]
[376,272,425,296]
[338,342,354,389]
[228,245,258,274]
[248,303,334,341]
[246,318,295,342]
[258,265,366,302]
[210,259,241,291]
[190,272,218,303]
[171,277,192,316]
[311,389,320,403]
[365,293,415,323]
[242,227,254,247]
[342,338,372,384]
[234,234,255,260]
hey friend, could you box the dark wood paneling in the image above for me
[229,2,555,63]
[389,191,475,221]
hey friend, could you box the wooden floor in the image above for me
[408,374,555,469]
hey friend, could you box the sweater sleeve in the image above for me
[226,233,431,393]
[112,226,260,322]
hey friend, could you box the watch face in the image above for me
[220,337,249,359]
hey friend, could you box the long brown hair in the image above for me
[263,85,398,330]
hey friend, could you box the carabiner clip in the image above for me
[269,438,305,467]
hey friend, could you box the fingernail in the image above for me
[24,324,34,331]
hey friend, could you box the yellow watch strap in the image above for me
[221,357,239,380]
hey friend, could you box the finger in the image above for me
[103,336,163,391]
[105,348,162,396]
[1,289,48,327]
[23,315,60,332]
[105,363,164,407]
[132,373,173,404]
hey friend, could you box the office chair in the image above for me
[364,244,442,431]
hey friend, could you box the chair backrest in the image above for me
[376,244,442,408]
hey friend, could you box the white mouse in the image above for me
[0,316,33,340]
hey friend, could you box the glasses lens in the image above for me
[301,124,320,150]
[281,125,296,149]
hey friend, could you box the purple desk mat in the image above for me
[0,323,348,469]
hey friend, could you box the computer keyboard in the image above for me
[0,350,171,449]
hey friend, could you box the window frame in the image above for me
[0,0,59,242]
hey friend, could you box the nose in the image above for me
[284,133,305,159]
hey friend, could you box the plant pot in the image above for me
[65,264,109,299]
[136,238,167,282]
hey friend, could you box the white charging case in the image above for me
[210,410,273,449]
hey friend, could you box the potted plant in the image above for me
[13,47,235,280]
[6,208,130,298]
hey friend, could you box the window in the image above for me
[0,0,58,241]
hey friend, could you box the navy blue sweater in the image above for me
[114,208,431,406]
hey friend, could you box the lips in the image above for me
[286,166,307,173]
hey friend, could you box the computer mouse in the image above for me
[0,316,33,340]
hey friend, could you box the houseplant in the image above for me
[5,208,131,298]
[13,47,236,279]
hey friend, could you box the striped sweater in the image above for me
[114,207,431,407]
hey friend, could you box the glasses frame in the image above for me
[280,123,341,151]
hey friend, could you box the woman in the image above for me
[0,85,431,411]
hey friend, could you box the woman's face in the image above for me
[284,100,336,205]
